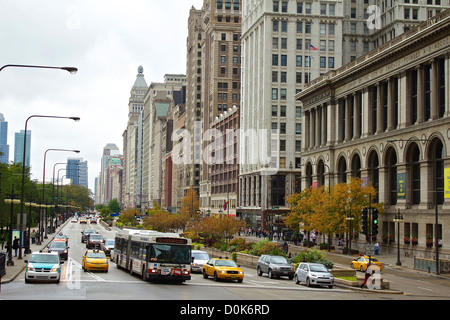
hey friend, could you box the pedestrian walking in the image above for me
[31,230,36,244]
[12,236,19,257]
[0,234,5,250]
[374,242,379,255]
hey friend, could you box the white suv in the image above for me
[25,252,63,283]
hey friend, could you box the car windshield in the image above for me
[270,256,288,264]
[86,252,106,259]
[105,240,114,246]
[310,264,328,272]
[192,252,209,260]
[29,254,59,264]
[49,242,66,249]
[90,235,102,240]
[55,235,66,239]
[215,260,237,267]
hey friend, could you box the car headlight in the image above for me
[239,271,244,274]
[51,267,60,272]
[26,266,34,272]
[220,270,227,274]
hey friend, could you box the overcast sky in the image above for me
[0,0,204,195]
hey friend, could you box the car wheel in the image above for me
[294,274,300,285]
[214,272,219,282]
[202,269,208,279]
[328,285,333,289]
[237,279,243,283]
[306,277,312,287]
[257,266,263,276]
[268,269,274,279]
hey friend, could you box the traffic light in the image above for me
[361,208,368,235]
[372,208,379,235]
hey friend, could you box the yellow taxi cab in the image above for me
[82,250,109,272]
[202,257,244,283]
[79,217,88,224]
[351,255,383,272]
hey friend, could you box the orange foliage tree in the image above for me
[287,178,384,238]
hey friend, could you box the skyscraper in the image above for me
[14,130,31,168]
[66,158,88,189]
[0,113,9,164]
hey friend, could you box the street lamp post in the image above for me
[4,185,20,266]
[1,63,78,259]
[394,210,404,266]
[42,149,80,239]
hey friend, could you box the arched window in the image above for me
[337,156,347,184]
[429,138,445,205]
[305,163,313,189]
[351,154,361,179]
[317,160,325,187]
[385,147,398,205]
[406,143,421,205]
[367,150,379,202]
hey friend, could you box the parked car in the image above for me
[25,252,63,283]
[202,258,244,283]
[257,255,294,279]
[47,240,69,261]
[294,262,334,288]
[81,229,96,243]
[350,255,383,272]
[86,233,104,249]
[191,250,210,273]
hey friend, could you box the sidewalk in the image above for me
[0,220,70,285]
[239,234,450,279]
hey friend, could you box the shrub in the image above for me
[292,248,334,269]
[248,239,286,257]
[226,238,253,252]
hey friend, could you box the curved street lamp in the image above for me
[0,64,78,74]
[41,149,80,240]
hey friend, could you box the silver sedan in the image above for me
[294,262,334,288]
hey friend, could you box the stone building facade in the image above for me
[296,10,450,258]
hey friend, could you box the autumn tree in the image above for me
[143,204,190,232]
[287,178,384,239]
[186,216,245,246]
[180,186,200,220]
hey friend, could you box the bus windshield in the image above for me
[149,244,191,264]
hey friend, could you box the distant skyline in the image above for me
[0,0,204,191]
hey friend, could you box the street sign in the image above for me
[365,244,375,256]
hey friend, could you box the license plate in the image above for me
[231,275,236,278]
[161,268,170,275]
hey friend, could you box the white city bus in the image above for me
[113,229,192,282]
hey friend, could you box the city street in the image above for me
[1,219,450,301]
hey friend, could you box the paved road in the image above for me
[1,219,450,301]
